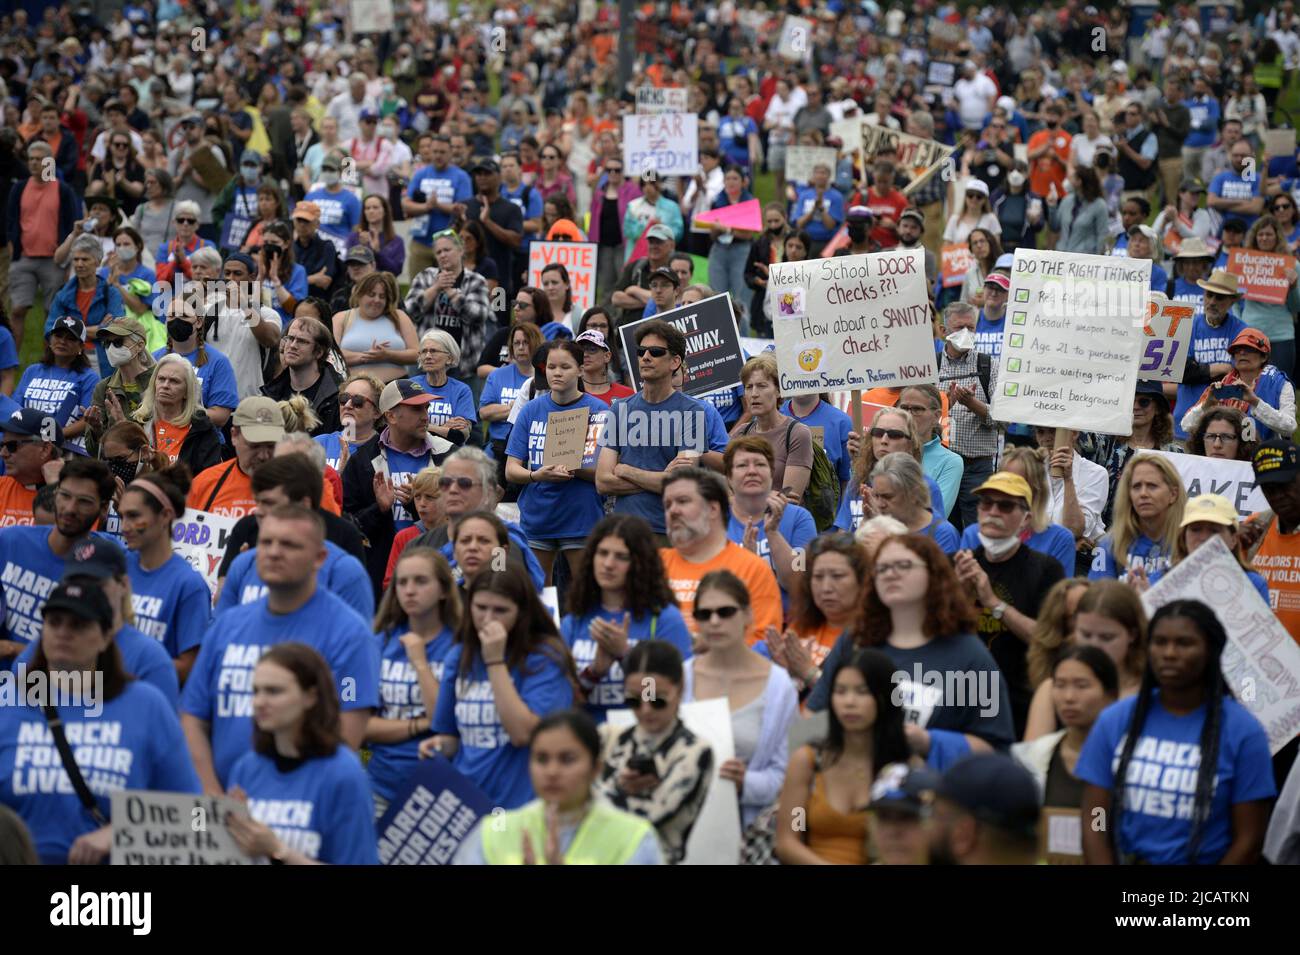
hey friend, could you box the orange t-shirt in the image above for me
[187,460,255,519]
[790,620,846,668]
[0,477,38,528]
[1027,128,1071,199]
[20,179,60,257]
[154,420,191,464]
[660,542,782,645]
[1253,523,1300,642]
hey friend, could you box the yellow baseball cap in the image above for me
[1179,494,1238,529]
[972,471,1033,507]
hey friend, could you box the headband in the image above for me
[129,478,176,521]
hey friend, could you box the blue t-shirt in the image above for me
[438,519,546,591]
[180,587,380,786]
[599,391,730,534]
[974,311,1005,359]
[407,163,474,245]
[480,364,531,444]
[1075,692,1275,864]
[718,115,759,167]
[921,512,961,555]
[218,541,375,623]
[271,264,310,327]
[14,362,99,452]
[834,474,944,534]
[0,527,115,647]
[1148,263,1168,292]
[303,187,362,248]
[1208,170,1262,232]
[781,398,854,485]
[314,430,363,472]
[562,605,693,719]
[16,622,180,707]
[151,344,240,413]
[227,747,379,864]
[378,440,435,532]
[1173,312,1248,439]
[701,384,745,429]
[368,624,458,802]
[507,392,608,541]
[0,681,200,863]
[219,184,260,251]
[791,185,845,242]
[127,551,212,658]
[423,374,478,428]
[431,643,576,809]
[1089,533,1172,580]
[0,325,18,371]
[1183,97,1221,149]
[726,504,818,613]
[960,522,1076,580]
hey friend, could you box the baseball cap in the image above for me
[868,762,940,817]
[846,205,875,222]
[47,316,86,342]
[648,266,679,287]
[4,407,63,444]
[1253,439,1300,485]
[345,244,376,265]
[231,396,286,444]
[965,179,990,197]
[1128,223,1158,241]
[899,207,924,226]
[240,150,263,168]
[994,252,1015,270]
[984,272,1011,291]
[292,201,321,223]
[320,156,342,172]
[179,111,203,127]
[95,317,146,342]
[1180,178,1207,194]
[1134,379,1168,406]
[1229,328,1271,355]
[379,378,436,413]
[972,471,1033,506]
[359,108,380,122]
[935,753,1041,839]
[995,95,1016,113]
[575,329,610,351]
[64,536,128,581]
[470,157,500,174]
[42,580,114,631]
[645,223,674,242]
[1179,493,1239,529]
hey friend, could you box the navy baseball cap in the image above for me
[3,407,64,445]
[868,762,940,817]
[47,315,86,342]
[43,580,114,630]
[64,537,128,581]
[1253,439,1300,485]
[379,378,436,413]
[935,754,1041,838]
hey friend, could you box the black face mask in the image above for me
[767,225,784,236]
[104,455,141,484]
[167,318,195,342]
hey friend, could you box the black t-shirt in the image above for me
[598,191,622,247]
[464,194,523,295]
[477,325,512,371]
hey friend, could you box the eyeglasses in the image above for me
[605,166,623,174]
[420,347,449,356]
[870,427,908,440]
[874,559,920,578]
[175,217,197,225]
[0,439,39,454]
[439,476,482,490]
[694,605,742,622]
[977,497,1022,514]
[623,696,669,711]
[339,394,373,408]
[636,346,670,358]
[897,404,931,416]
[112,141,130,148]
[1204,432,1238,444]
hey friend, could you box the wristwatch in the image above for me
[991,601,1009,620]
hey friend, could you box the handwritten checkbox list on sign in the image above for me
[991,249,1151,436]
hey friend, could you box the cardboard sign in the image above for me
[941,242,973,288]
[860,124,955,196]
[1227,248,1291,305]
[777,16,814,62]
[111,791,256,865]
[618,292,745,398]
[991,249,1149,435]
[635,86,688,114]
[623,113,698,178]
[809,425,825,449]
[528,241,598,316]
[770,248,937,397]
[1040,807,1084,865]
[376,757,494,865]
[172,508,238,597]
[1264,127,1297,159]
[541,407,591,469]
[1140,293,1195,383]
[784,146,840,184]
[1150,450,1267,518]
[1142,536,1300,755]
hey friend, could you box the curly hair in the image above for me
[1026,577,1090,687]
[851,406,923,490]
[1186,406,1255,461]
[854,534,977,647]
[565,515,678,619]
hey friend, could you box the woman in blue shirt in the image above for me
[0,581,200,864]
[705,166,759,327]
[418,329,477,447]
[867,452,960,554]
[15,316,100,454]
[253,220,310,328]
[365,547,461,812]
[506,340,607,582]
[1089,453,1186,581]
[562,514,692,720]
[226,643,379,864]
[1079,600,1275,864]
[314,372,384,471]
[480,320,541,482]
[419,570,578,809]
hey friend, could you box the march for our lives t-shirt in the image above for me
[378,440,435,531]
[1173,312,1248,439]
[314,430,363,472]
[151,344,240,412]
[15,363,99,452]
[303,187,362,252]
[562,605,693,718]
[1209,170,1262,232]
[781,398,854,485]
[0,527,116,647]
[1075,692,1275,865]
[422,374,478,428]
[974,311,1005,359]
[599,391,730,534]
[726,504,818,613]
[127,551,212,658]
[180,587,380,786]
[1089,533,1172,580]
[407,163,473,243]
[368,624,458,801]
[217,541,375,623]
[480,364,530,444]
[0,681,200,864]
[227,747,379,864]
[507,392,608,541]
[431,644,575,809]
[702,384,745,429]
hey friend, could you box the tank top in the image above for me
[805,751,870,865]
[338,309,404,375]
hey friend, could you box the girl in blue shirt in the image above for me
[15,317,100,454]
[480,320,539,477]
[226,643,379,864]
[1078,600,1275,865]
[561,514,693,721]
[365,547,461,809]
[420,570,578,810]
[1089,454,1185,581]
[506,340,607,581]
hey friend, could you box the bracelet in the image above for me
[485,658,506,667]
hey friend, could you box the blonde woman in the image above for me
[1088,453,1186,582]
[837,406,944,533]
[730,353,813,500]
[1022,577,1091,740]
[942,180,1001,246]
[314,371,385,472]
[332,272,420,382]
[132,353,223,472]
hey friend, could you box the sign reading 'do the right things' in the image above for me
[991,249,1150,436]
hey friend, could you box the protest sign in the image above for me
[829,116,864,154]
[111,791,255,865]
[1143,536,1300,754]
[1264,127,1297,159]
[941,242,973,288]
[1151,450,1267,518]
[1227,248,1291,305]
[991,249,1149,435]
[784,146,840,184]
[608,697,740,865]
[859,124,955,196]
[541,407,590,469]
[928,18,966,46]
[349,0,394,32]
[618,292,745,397]
[769,248,937,398]
[777,16,814,61]
[635,86,688,114]
[582,406,608,469]
[376,757,494,864]
[624,113,698,178]
[739,337,776,358]
[1040,808,1084,865]
[172,509,238,596]
[693,199,762,233]
[926,60,958,88]
[528,242,597,315]
[1140,293,1195,382]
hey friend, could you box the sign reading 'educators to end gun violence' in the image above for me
[769,247,936,397]
[619,293,745,399]
[991,248,1150,436]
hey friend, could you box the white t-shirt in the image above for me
[1045,453,1109,543]
[954,74,997,129]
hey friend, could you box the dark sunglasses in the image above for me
[0,439,39,454]
[439,476,481,490]
[624,696,669,711]
[870,427,908,440]
[1135,396,1157,409]
[977,497,1022,514]
[694,605,742,622]
[175,217,197,225]
[338,394,372,408]
[636,346,670,358]
[606,166,623,174]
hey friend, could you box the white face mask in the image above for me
[977,531,1020,559]
[115,244,137,261]
[1007,170,1026,189]
[945,328,977,352]
[106,343,135,367]
[321,170,340,186]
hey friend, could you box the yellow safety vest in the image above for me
[480,799,654,866]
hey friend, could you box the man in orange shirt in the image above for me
[659,467,782,645]
[187,396,285,519]
[0,409,64,527]
[1027,101,1072,204]
[1251,440,1300,642]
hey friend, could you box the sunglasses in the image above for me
[112,141,130,148]
[623,696,669,711]
[175,217,197,225]
[870,427,908,440]
[338,394,373,407]
[694,605,742,622]
[0,439,40,454]
[636,346,670,358]
[606,166,623,174]
[439,476,482,490]
[1135,396,1158,409]
[977,497,1022,514]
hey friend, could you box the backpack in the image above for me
[743,419,841,532]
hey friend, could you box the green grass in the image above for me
[18,300,47,370]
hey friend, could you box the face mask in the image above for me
[767,224,783,236]
[382,83,395,97]
[115,244,137,261]
[945,328,976,352]
[1007,170,1026,189]
[381,126,398,141]
[977,531,1020,559]
[322,170,340,186]
[106,343,135,367]
[105,455,140,484]
[167,318,194,342]
[241,167,259,184]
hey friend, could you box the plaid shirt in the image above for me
[403,266,494,380]
[909,165,947,208]
[938,345,1000,458]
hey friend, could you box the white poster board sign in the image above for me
[1151,450,1267,518]
[111,791,258,865]
[623,113,698,178]
[636,87,689,114]
[991,248,1150,435]
[1141,293,1196,383]
[349,0,395,32]
[172,508,239,597]
[784,146,840,184]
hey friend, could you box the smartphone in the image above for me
[1214,382,1245,403]
[627,754,658,778]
